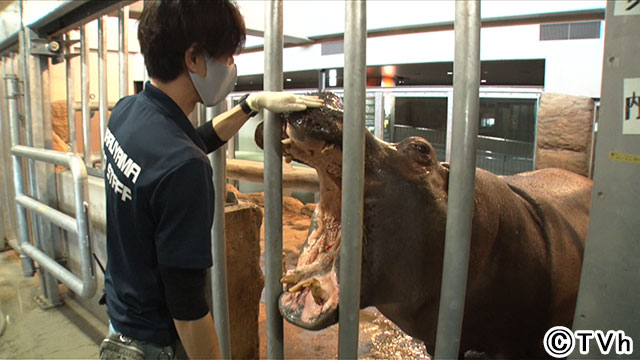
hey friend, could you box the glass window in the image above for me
[391,96,448,161]
[477,98,537,175]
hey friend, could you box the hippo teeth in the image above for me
[281,272,305,285]
[321,144,335,155]
[287,277,325,305]
[288,277,319,293]
[282,138,293,146]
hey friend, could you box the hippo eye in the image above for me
[412,143,430,154]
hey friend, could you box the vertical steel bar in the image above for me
[23,26,63,305]
[98,16,108,165]
[206,104,232,360]
[225,98,235,160]
[80,25,91,165]
[20,28,55,300]
[374,92,383,139]
[434,1,481,358]
[338,1,366,358]
[587,102,598,179]
[1,58,16,242]
[0,57,6,247]
[445,90,454,162]
[65,33,76,153]
[264,0,284,358]
[5,74,35,275]
[119,6,129,98]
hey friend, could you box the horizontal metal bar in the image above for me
[11,145,82,169]
[20,242,92,297]
[15,194,77,234]
[31,1,136,38]
[72,101,117,111]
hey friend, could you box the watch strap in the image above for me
[239,94,258,117]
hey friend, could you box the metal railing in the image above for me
[6,74,96,300]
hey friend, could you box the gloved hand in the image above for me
[246,92,323,113]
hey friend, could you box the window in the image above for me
[540,21,601,41]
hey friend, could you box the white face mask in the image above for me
[189,54,237,107]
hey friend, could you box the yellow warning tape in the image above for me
[609,151,640,165]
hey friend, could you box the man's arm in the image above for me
[196,93,323,153]
[160,267,220,359]
[174,312,221,359]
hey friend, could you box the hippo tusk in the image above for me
[281,272,305,285]
[321,144,334,155]
[282,138,293,146]
[288,277,320,293]
[310,280,325,305]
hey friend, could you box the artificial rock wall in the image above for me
[535,93,595,176]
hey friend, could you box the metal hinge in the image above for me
[29,36,65,64]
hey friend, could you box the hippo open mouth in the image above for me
[255,93,346,330]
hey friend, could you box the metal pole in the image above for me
[445,90,454,162]
[434,1,481,359]
[225,98,235,160]
[80,25,91,165]
[338,1,366,358]
[1,58,16,242]
[374,92,383,139]
[65,33,77,153]
[98,16,108,165]
[20,27,62,304]
[205,104,231,360]
[0,57,6,248]
[264,0,284,358]
[5,74,35,276]
[119,6,129,98]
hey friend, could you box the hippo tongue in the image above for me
[279,210,341,330]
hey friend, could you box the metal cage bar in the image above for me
[119,6,129,99]
[264,0,285,358]
[65,33,77,153]
[205,104,232,360]
[338,1,367,358]
[435,1,481,358]
[5,74,35,276]
[80,25,91,165]
[98,16,108,166]
[11,143,96,299]
[0,57,16,243]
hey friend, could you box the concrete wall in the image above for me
[535,93,595,176]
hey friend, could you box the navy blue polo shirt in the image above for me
[103,82,224,346]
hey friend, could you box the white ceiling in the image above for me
[236,0,606,46]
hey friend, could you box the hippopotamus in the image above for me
[254,92,592,358]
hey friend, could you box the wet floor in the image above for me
[0,247,431,359]
[257,302,431,359]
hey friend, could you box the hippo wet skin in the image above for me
[254,93,592,358]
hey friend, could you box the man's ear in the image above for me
[184,43,205,77]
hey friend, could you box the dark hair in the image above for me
[138,0,246,82]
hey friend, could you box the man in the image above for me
[102,1,321,359]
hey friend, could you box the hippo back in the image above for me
[502,168,592,327]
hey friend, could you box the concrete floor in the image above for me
[0,249,104,358]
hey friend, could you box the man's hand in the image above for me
[246,92,323,113]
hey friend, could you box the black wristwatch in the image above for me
[238,94,259,117]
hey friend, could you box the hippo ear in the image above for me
[254,122,265,150]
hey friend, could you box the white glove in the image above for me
[246,92,323,113]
